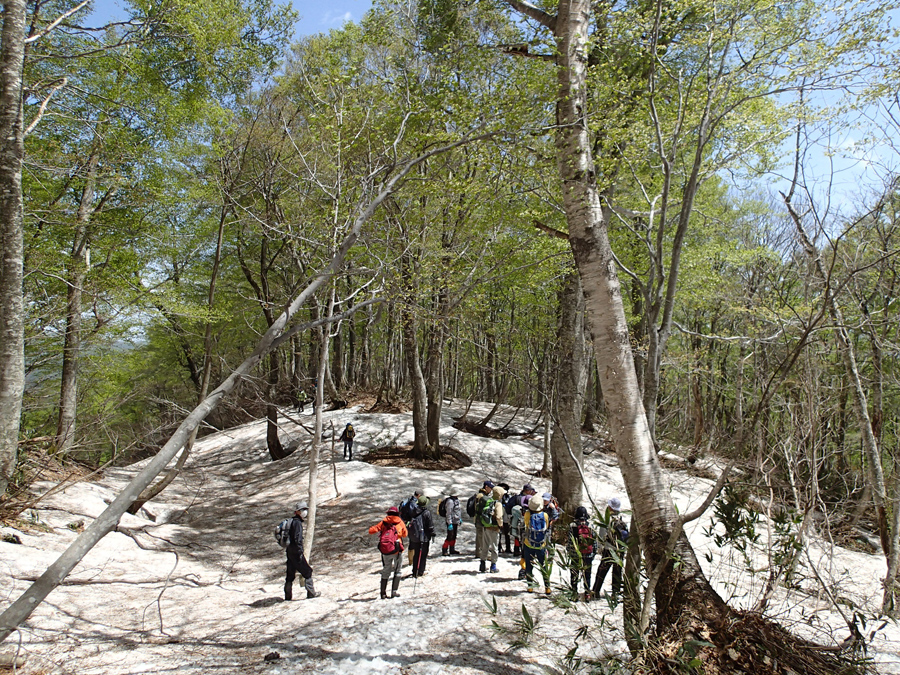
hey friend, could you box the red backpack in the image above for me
[378,521,402,554]
[575,520,594,558]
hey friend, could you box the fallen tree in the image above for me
[0,130,493,643]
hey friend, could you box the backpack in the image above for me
[399,496,415,522]
[525,511,548,548]
[466,493,478,518]
[378,521,401,554]
[574,520,594,558]
[345,424,355,439]
[438,497,448,517]
[408,510,423,540]
[504,492,520,516]
[612,516,629,542]
[479,497,498,527]
[274,518,291,549]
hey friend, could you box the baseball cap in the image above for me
[483,480,494,489]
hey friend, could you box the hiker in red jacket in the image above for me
[369,506,409,599]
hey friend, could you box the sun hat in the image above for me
[574,506,589,520]
[522,483,534,493]
[418,495,429,506]
[528,495,543,512]
[294,501,308,512]
[608,497,621,512]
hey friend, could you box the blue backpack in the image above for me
[525,511,548,548]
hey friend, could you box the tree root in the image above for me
[639,609,871,675]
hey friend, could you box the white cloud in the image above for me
[321,10,353,25]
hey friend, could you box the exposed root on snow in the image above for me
[634,609,871,675]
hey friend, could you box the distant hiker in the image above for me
[399,489,423,565]
[340,423,356,460]
[522,495,552,594]
[284,501,320,600]
[498,482,513,556]
[439,493,462,556]
[593,497,629,603]
[408,495,436,577]
[296,389,308,413]
[471,480,493,562]
[369,506,409,599]
[477,484,505,573]
[568,505,597,601]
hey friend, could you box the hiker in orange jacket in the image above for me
[369,506,409,599]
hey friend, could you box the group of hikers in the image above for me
[276,423,629,603]
[364,480,629,601]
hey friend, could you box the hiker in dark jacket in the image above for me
[399,489,423,565]
[285,501,320,600]
[408,495,436,578]
[369,506,409,599]
[568,505,597,601]
[593,497,628,603]
[339,423,356,460]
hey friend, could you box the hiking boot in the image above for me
[544,587,551,595]
[512,546,520,556]
[380,579,389,599]
[449,548,460,555]
[479,561,486,573]
[583,592,592,603]
[305,578,321,599]
[442,548,449,556]
[489,564,498,573]
[391,577,401,598]
[517,569,526,581]
[527,587,535,593]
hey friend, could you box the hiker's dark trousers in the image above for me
[410,541,430,576]
[285,547,313,600]
[592,550,621,599]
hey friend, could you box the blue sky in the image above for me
[292,0,373,36]
[88,0,374,38]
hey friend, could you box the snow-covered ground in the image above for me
[1,401,899,674]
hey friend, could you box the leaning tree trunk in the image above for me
[545,0,728,633]
[0,0,26,497]
[0,133,472,640]
[550,272,590,515]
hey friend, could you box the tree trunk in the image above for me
[401,302,429,458]
[266,350,287,460]
[55,152,99,455]
[546,0,728,632]
[0,0,26,497]
[424,295,450,457]
[550,272,589,514]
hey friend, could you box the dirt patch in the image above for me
[366,399,409,414]
[362,445,472,471]
[452,419,509,439]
